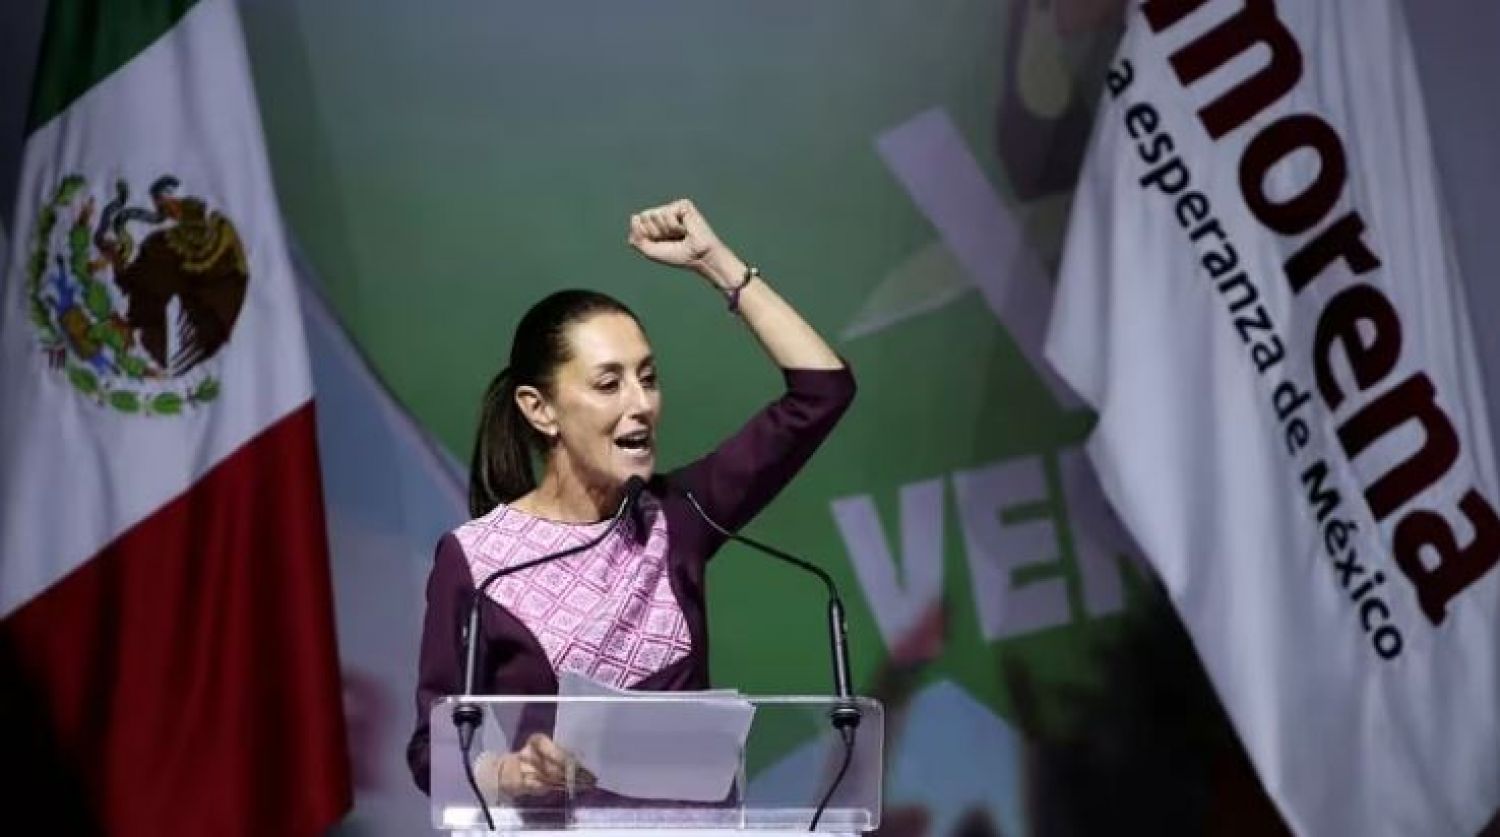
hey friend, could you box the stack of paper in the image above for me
[552,671,755,802]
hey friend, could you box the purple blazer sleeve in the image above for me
[406,533,473,795]
[673,364,856,541]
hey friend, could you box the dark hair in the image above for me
[468,289,640,517]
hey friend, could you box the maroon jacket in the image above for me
[408,366,856,793]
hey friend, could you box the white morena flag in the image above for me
[0,0,350,832]
[1047,1,1500,835]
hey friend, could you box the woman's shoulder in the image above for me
[452,504,506,533]
[444,506,502,555]
[436,504,536,567]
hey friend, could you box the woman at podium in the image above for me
[407,199,855,800]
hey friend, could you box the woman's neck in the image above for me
[515,466,618,523]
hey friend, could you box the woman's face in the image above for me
[532,312,661,491]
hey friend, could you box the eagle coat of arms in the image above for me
[25,174,249,415]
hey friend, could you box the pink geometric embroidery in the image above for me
[455,495,692,689]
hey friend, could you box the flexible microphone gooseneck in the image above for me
[683,489,862,733]
[451,475,647,831]
[682,488,863,831]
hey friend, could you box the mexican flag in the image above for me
[0,0,351,833]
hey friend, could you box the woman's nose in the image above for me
[625,378,653,414]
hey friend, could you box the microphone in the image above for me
[681,488,862,734]
[454,475,646,740]
[681,487,862,830]
[451,475,646,829]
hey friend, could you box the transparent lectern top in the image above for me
[428,695,884,834]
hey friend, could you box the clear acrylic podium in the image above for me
[430,695,883,835]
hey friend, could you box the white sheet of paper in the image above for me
[553,671,755,802]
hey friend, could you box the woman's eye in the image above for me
[596,379,620,393]
[641,372,658,389]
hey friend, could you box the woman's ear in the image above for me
[514,385,558,440]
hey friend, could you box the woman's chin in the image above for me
[614,456,655,484]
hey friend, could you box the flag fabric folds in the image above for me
[1047,2,1500,834]
[0,0,351,832]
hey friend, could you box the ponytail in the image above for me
[467,367,537,516]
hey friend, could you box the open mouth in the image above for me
[613,428,654,457]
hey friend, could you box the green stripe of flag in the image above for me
[27,0,200,132]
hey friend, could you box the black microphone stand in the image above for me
[451,476,646,831]
[682,489,862,830]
